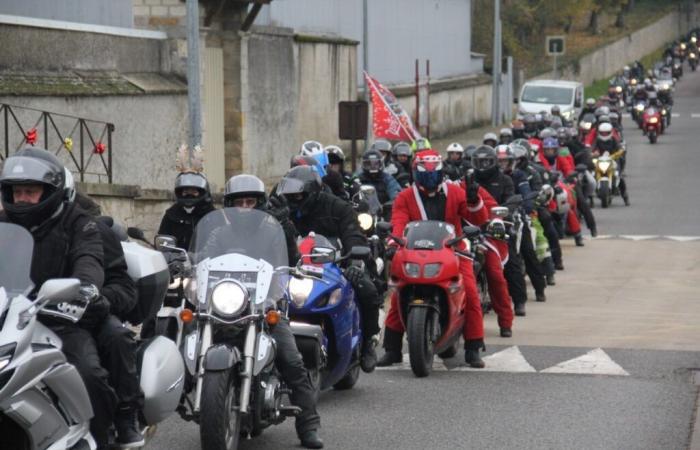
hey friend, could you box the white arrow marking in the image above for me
[665,236,700,242]
[454,346,536,373]
[592,235,613,240]
[541,348,629,376]
[619,235,659,241]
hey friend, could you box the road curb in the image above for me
[688,372,700,450]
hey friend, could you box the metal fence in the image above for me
[0,103,114,183]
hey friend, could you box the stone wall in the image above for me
[132,0,188,31]
[535,8,700,86]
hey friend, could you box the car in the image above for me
[515,79,584,122]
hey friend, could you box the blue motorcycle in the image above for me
[288,234,369,392]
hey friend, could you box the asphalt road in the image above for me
[148,66,700,450]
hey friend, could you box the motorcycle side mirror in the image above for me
[349,246,371,259]
[462,225,481,240]
[127,226,147,242]
[37,279,81,305]
[376,221,392,235]
[491,206,509,218]
[309,247,336,264]
[575,163,588,173]
[504,194,523,207]
[513,97,519,104]
[155,234,178,250]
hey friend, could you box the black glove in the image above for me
[344,265,365,285]
[385,246,397,260]
[466,174,480,204]
[267,195,290,223]
[78,284,110,329]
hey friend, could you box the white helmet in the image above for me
[446,142,464,154]
[597,122,614,142]
[300,140,324,157]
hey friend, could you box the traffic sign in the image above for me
[546,36,565,56]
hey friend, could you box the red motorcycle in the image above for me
[642,106,663,144]
[382,220,480,377]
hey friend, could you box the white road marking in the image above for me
[665,236,700,242]
[618,235,659,241]
[540,348,629,376]
[454,346,536,373]
[672,113,681,118]
[692,113,700,118]
[375,353,447,371]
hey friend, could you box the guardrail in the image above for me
[0,103,115,183]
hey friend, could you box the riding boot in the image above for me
[464,339,485,368]
[377,328,403,366]
[115,406,145,448]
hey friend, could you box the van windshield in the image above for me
[522,86,573,105]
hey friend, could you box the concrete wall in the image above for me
[257,0,479,86]
[237,28,358,184]
[535,9,700,86]
[132,0,188,32]
[0,0,133,28]
[0,95,188,190]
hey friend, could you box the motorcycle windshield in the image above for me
[0,222,34,296]
[404,221,456,250]
[191,208,289,306]
[355,185,382,215]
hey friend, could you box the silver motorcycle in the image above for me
[0,221,185,449]
[177,208,303,450]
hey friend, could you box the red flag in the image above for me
[25,128,37,145]
[364,72,421,143]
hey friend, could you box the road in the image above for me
[149,67,700,450]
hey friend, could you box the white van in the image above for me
[515,80,584,122]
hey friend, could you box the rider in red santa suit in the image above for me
[377,149,490,368]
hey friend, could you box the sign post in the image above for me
[338,101,369,172]
[546,36,565,79]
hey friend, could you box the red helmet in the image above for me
[412,150,444,192]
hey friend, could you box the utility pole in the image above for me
[491,0,502,126]
[186,0,202,159]
[363,0,370,150]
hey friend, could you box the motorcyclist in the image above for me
[380,150,491,367]
[443,142,469,181]
[592,123,630,206]
[523,114,539,138]
[539,137,585,246]
[579,98,598,121]
[392,141,413,186]
[277,166,380,373]
[352,149,401,205]
[158,171,215,251]
[323,145,352,201]
[499,128,514,145]
[511,119,527,140]
[222,174,323,449]
[483,132,499,148]
[410,137,432,153]
[370,139,400,177]
[0,147,116,449]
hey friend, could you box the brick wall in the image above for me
[132,0,187,30]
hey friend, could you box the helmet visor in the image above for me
[276,177,306,196]
[0,156,63,188]
[362,158,384,173]
[472,156,495,171]
[175,172,208,191]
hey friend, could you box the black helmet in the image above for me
[471,145,498,179]
[392,141,412,159]
[370,139,392,155]
[223,174,266,209]
[325,145,345,165]
[0,147,67,230]
[276,165,322,213]
[174,172,211,208]
[361,149,385,175]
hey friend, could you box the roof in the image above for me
[523,79,582,88]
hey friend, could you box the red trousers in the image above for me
[385,257,484,341]
[483,245,513,329]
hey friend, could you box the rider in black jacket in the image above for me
[158,172,216,250]
[0,147,116,449]
[277,166,380,374]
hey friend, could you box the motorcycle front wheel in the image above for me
[333,365,360,390]
[648,132,657,144]
[599,185,611,208]
[200,369,241,450]
[407,307,438,377]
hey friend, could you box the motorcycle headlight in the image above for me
[631,79,638,85]
[681,43,687,50]
[598,161,611,173]
[328,288,343,306]
[662,83,670,90]
[649,117,659,123]
[660,109,667,115]
[636,104,645,112]
[423,263,442,278]
[357,213,374,231]
[404,262,421,278]
[288,276,314,308]
[615,86,622,93]
[691,53,697,59]
[583,122,592,130]
[211,281,249,317]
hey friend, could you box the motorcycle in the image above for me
[287,235,370,393]
[352,184,388,284]
[176,207,304,450]
[592,151,623,208]
[672,57,684,78]
[578,113,597,143]
[642,106,663,144]
[689,50,697,71]
[632,100,647,128]
[380,220,481,377]
[0,222,183,450]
